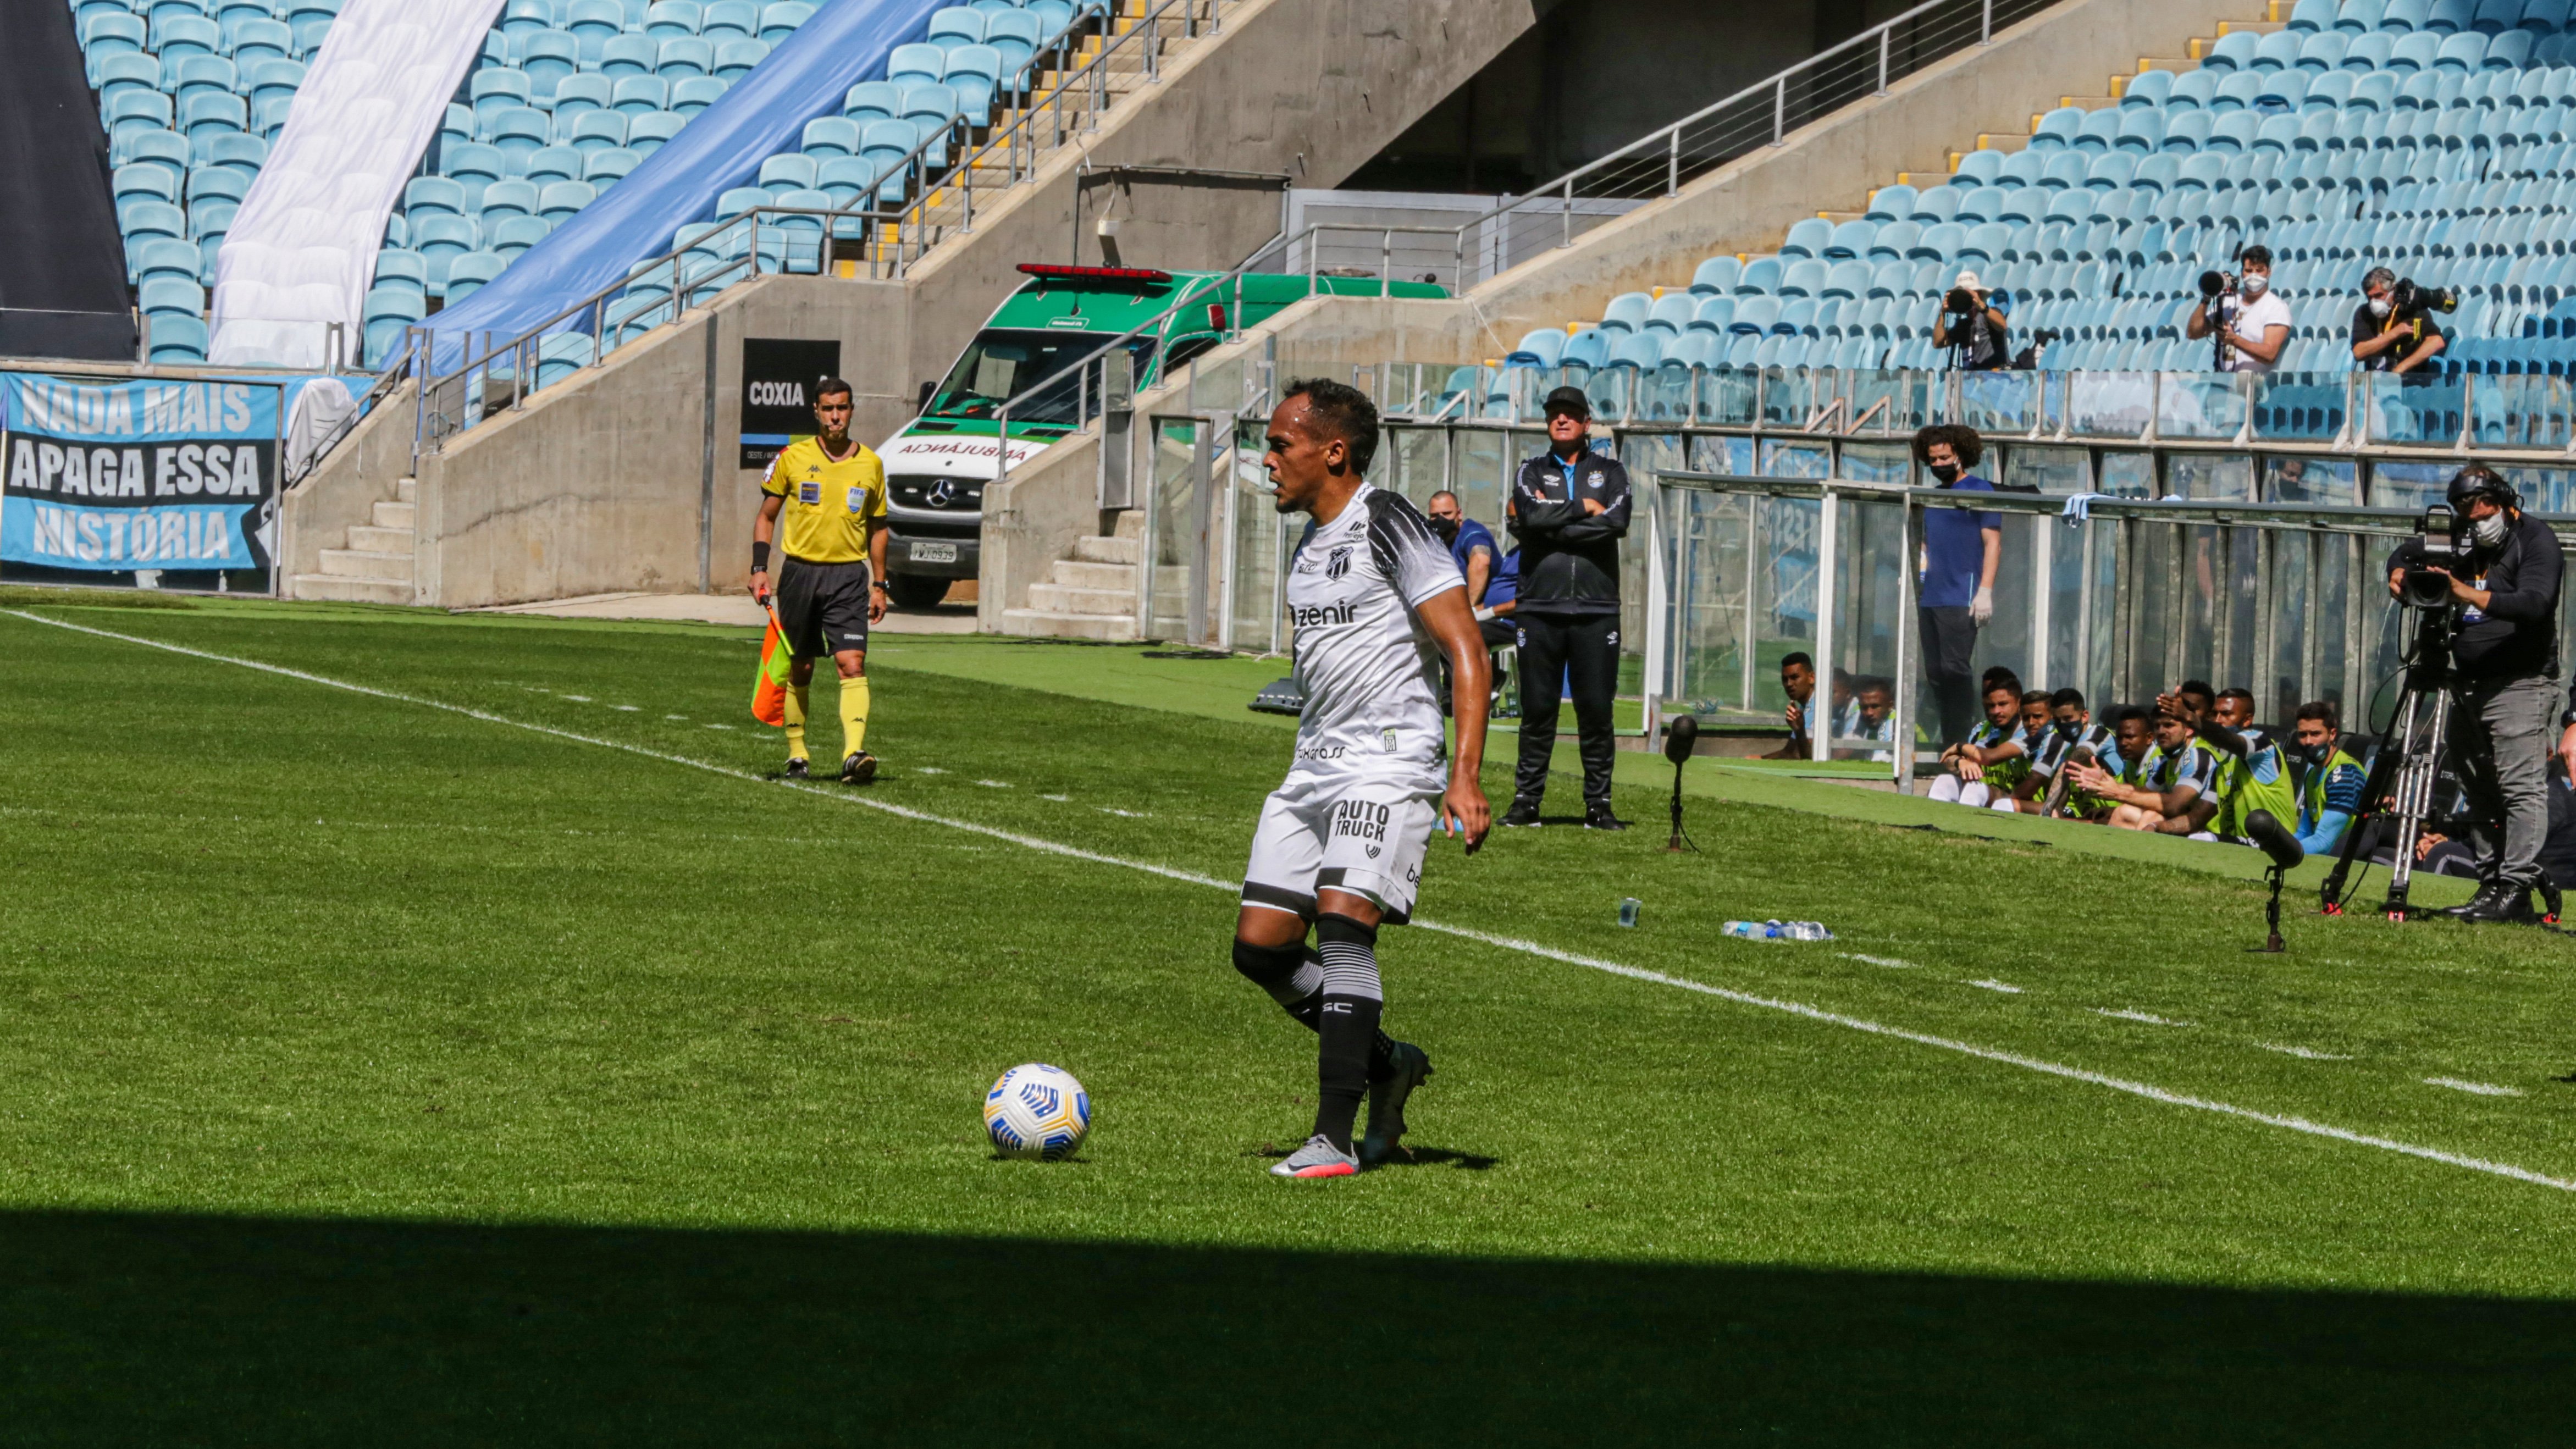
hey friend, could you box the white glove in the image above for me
[1970,586,1994,627]
[1473,605,1495,622]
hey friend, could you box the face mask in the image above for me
[2471,511,2509,549]
[2369,297,2392,318]
[1930,462,1962,485]
[1427,516,1459,545]
[2242,274,2268,297]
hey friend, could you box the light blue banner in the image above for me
[1,370,283,579]
[1,500,259,571]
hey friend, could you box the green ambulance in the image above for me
[875,263,1447,607]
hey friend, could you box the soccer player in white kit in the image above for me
[1232,379,1493,1179]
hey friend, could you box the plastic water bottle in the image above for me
[1617,898,1642,928]
[1723,919,1835,942]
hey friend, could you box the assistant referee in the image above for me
[750,377,889,783]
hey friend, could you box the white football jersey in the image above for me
[1284,484,1465,792]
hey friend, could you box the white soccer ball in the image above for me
[983,1063,1091,1160]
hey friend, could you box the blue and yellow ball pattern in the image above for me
[983,1063,1091,1160]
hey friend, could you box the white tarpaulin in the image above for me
[209,0,504,368]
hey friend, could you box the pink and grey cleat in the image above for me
[1269,1133,1359,1179]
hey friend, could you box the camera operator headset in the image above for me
[2352,267,2453,377]
[2186,245,2292,375]
[2384,465,2566,923]
[1931,271,2011,372]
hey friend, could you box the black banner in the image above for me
[739,338,843,469]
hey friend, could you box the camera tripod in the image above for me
[2319,607,2565,923]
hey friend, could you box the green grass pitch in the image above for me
[4,594,2576,1445]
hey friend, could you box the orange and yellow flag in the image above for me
[751,605,792,727]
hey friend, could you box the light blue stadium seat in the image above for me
[180,91,247,138]
[245,57,302,110]
[703,0,758,38]
[1820,259,1870,300]
[2210,110,2260,151]
[2116,108,2164,152]
[1687,295,1737,334]
[928,4,983,42]
[537,179,595,223]
[1820,219,1872,259]
[168,52,235,109]
[1864,184,1916,222]
[2299,29,2351,68]
[803,115,860,156]
[442,141,506,205]
[769,187,831,270]
[715,184,770,218]
[2434,28,2490,64]
[150,313,210,363]
[1868,224,1917,263]
[156,12,220,57]
[566,0,622,62]
[2390,27,2442,65]
[133,236,203,288]
[491,214,553,260]
[412,214,478,292]
[1952,185,1998,223]
[444,251,506,303]
[2203,30,2260,71]
[612,74,670,113]
[815,154,878,229]
[113,161,180,206]
[985,8,1039,79]
[2426,0,2476,28]
[473,68,534,125]
[523,31,579,96]
[499,0,553,37]
[889,41,945,86]
[2353,69,2398,108]
[479,177,540,221]
[373,248,429,294]
[107,89,175,139]
[759,1,813,43]
[2488,27,2537,62]
[488,106,550,160]
[2251,29,2303,69]
[715,38,768,80]
[1951,149,2004,186]
[1775,259,1826,297]
[845,79,903,121]
[523,145,582,184]
[628,109,684,152]
[83,9,147,63]
[2291,0,2340,29]
[1688,255,1740,294]
[943,43,999,123]
[554,72,614,118]
[2343,29,2397,65]
[2039,151,2088,188]
[645,0,703,37]
[601,33,657,75]
[1735,255,1783,294]
[584,146,640,184]
[186,165,247,206]
[658,35,713,76]
[568,109,627,148]
[671,75,728,112]
[758,152,818,191]
[2028,106,2083,151]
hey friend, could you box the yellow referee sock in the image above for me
[784,681,810,760]
[839,674,870,760]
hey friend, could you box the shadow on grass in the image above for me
[3,1210,2572,1445]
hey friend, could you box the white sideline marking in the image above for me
[2097,1008,2191,1027]
[562,695,592,703]
[1839,953,1916,969]
[2258,1043,2356,1061]
[975,779,1010,789]
[665,714,688,721]
[1967,979,2023,994]
[2426,1077,2525,1098]
[16,607,2575,1198]
[917,767,947,775]
[1040,794,1071,803]
[704,723,733,731]
[1098,807,1148,818]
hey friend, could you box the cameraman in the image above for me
[2351,268,2448,376]
[2386,465,2564,923]
[1930,270,2011,371]
[2186,245,2292,374]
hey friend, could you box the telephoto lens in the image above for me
[2198,270,2229,298]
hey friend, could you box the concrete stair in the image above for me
[292,477,416,605]
[1000,510,1144,640]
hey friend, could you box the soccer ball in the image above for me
[983,1063,1091,1160]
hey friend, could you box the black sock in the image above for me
[1312,914,1385,1154]
[1266,944,1397,1081]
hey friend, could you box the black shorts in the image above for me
[776,556,871,657]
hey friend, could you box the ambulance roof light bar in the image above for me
[1016,263,1174,284]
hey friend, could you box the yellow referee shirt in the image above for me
[762,435,887,564]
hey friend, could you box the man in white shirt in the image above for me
[2186,244,2293,375]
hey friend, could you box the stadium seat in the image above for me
[1688,255,1741,295]
[758,152,819,191]
[844,79,902,121]
[179,91,247,139]
[670,75,728,113]
[942,43,999,123]
[149,313,210,362]
[859,119,918,200]
[802,115,861,156]
[444,251,506,303]
[628,109,684,152]
[759,1,814,43]
[584,146,640,184]
[985,9,1039,79]
[815,154,878,222]
[523,145,582,184]
[566,0,622,62]
[554,72,614,118]
[703,0,758,38]
[612,74,670,113]
[645,0,702,37]
[490,213,553,260]
[928,4,983,42]
[1780,217,1831,258]
[601,33,657,74]
[523,30,579,96]
[479,177,540,221]
[889,41,945,86]
[657,36,713,77]
[714,37,768,80]
[537,179,596,223]
[568,109,627,148]
[473,68,534,126]
[186,165,246,206]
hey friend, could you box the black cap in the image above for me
[2448,464,2517,513]
[1542,385,1590,418]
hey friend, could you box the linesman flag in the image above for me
[753,604,793,727]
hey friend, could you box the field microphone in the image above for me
[2243,809,2298,953]
[1663,715,1698,853]
[2244,809,2304,872]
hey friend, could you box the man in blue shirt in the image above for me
[1911,423,2002,745]
[1424,490,1513,646]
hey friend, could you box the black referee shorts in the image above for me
[776,556,871,657]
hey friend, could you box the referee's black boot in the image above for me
[1500,797,1543,828]
[1584,801,1630,832]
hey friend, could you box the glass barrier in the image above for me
[1847,368,1933,436]
[2481,374,2573,451]
[2157,370,2248,441]
[1958,369,2043,436]
[1225,430,1287,652]
[1146,418,1201,643]
[2250,370,2348,443]
[2065,370,2154,439]
[2359,372,2462,446]
[1760,366,1821,429]
[1694,364,1759,427]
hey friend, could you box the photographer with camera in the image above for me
[2186,246,2292,375]
[2384,465,2564,923]
[2351,268,2452,377]
[1931,270,2011,372]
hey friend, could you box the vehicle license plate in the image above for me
[910,541,959,563]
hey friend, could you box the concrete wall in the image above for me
[280,378,417,592]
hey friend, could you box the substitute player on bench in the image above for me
[749,378,888,783]
[1231,379,1492,1180]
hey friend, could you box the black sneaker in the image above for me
[841,751,879,784]
[1584,803,1630,832]
[783,757,811,781]
[2456,881,2539,925]
[1500,798,1543,828]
